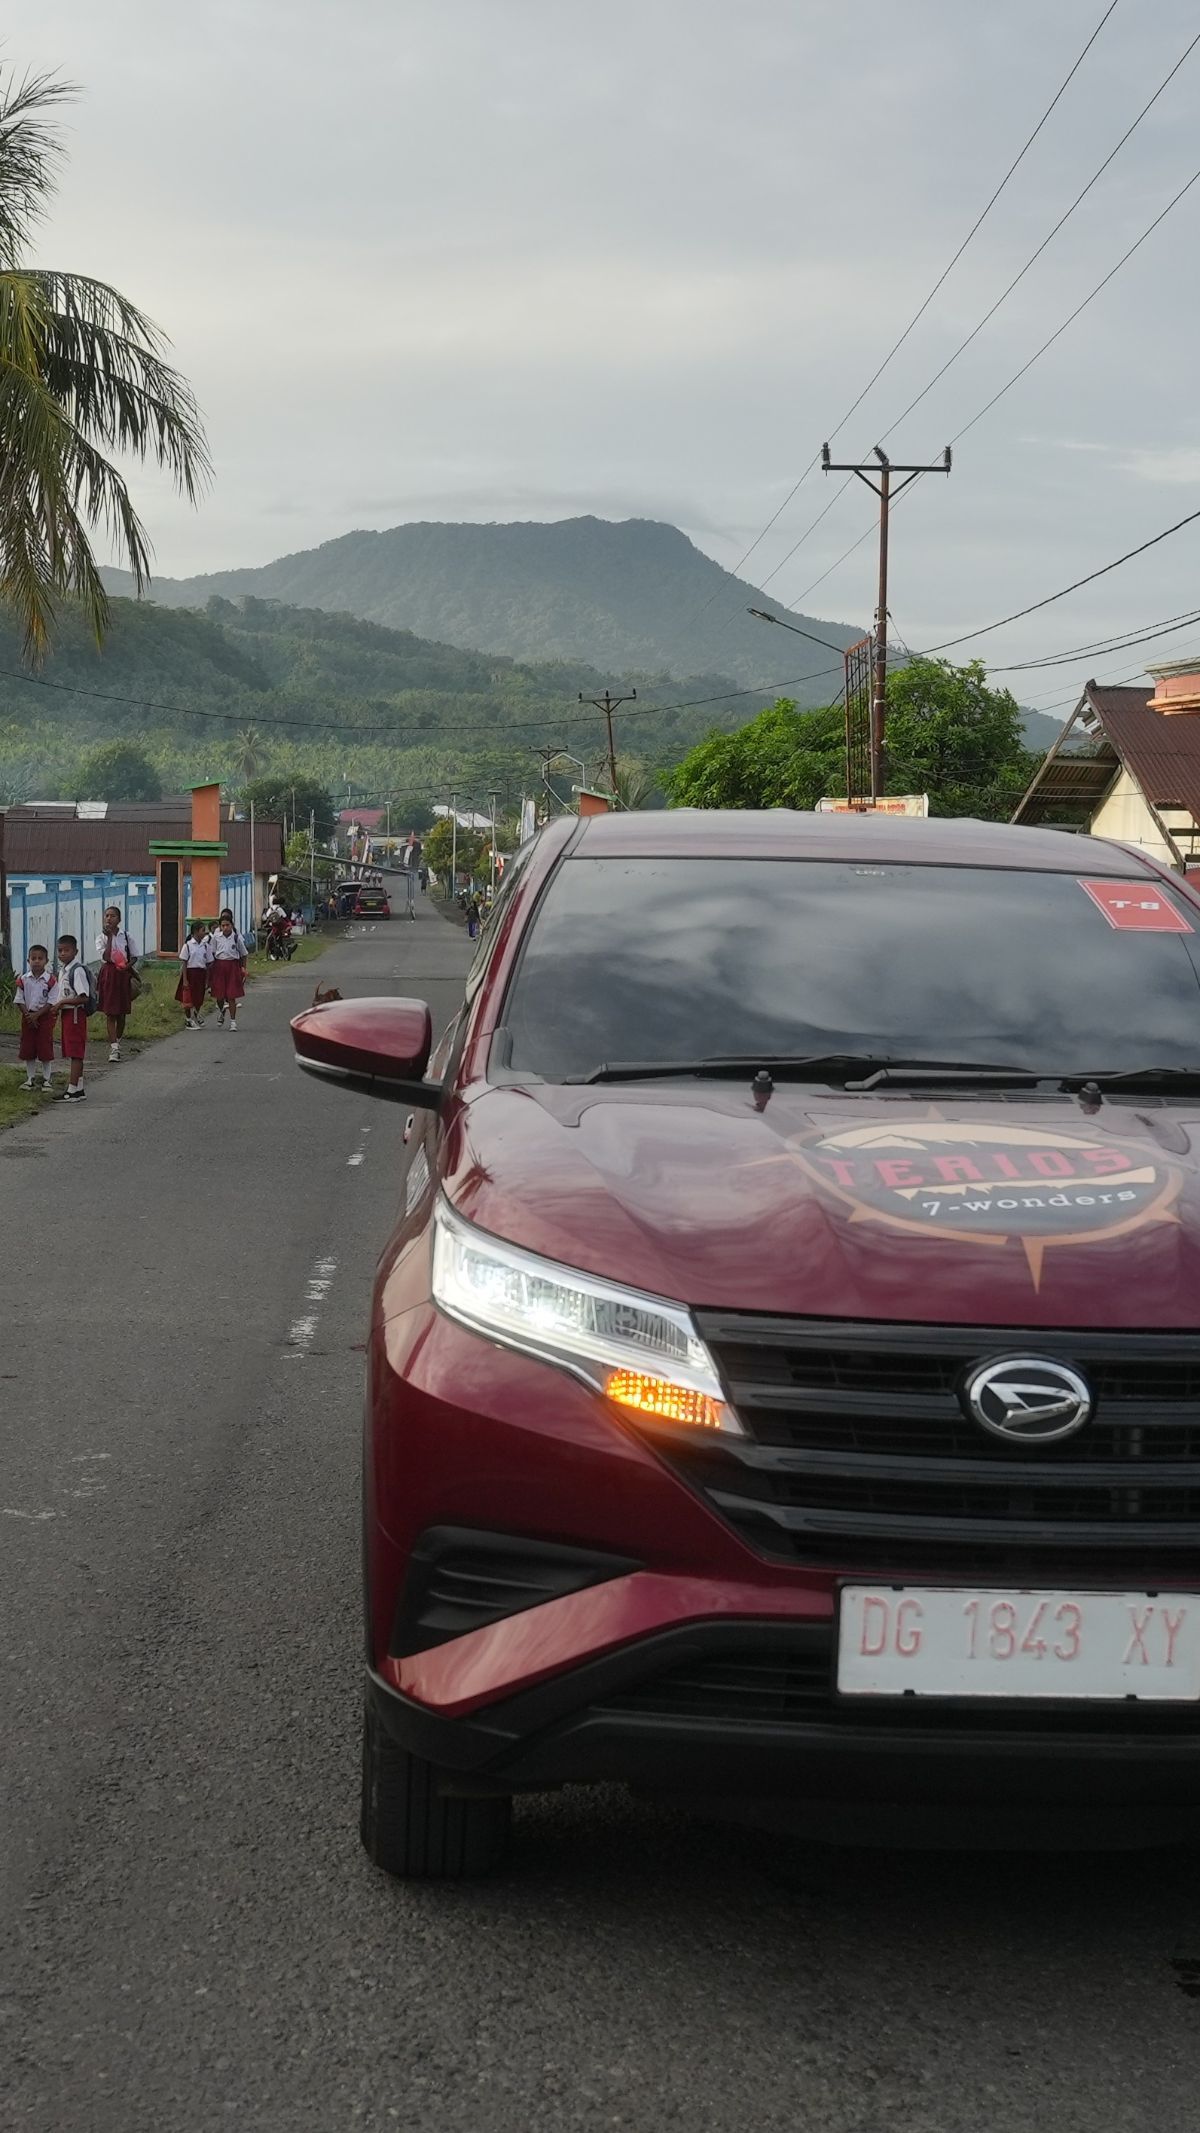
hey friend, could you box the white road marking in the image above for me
[285,1255,339,1358]
[3,1507,57,1521]
[347,1124,370,1166]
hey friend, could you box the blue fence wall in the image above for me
[6,870,256,974]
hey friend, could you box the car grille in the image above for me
[667,1315,1200,1579]
[601,1633,1200,1736]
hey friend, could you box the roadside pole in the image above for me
[820,443,951,795]
[578,689,636,798]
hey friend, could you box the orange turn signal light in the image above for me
[605,1369,727,1430]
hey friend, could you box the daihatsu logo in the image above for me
[964,1357,1093,1445]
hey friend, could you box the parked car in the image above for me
[292,810,1200,1877]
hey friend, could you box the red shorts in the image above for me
[19,1016,54,1064]
[209,959,245,1003]
[59,1006,88,1061]
[175,967,208,1009]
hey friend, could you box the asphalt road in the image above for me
[5,890,1200,2131]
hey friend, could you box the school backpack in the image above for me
[69,960,102,1017]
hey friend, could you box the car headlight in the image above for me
[431,1196,741,1434]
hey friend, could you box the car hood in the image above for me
[443,1082,1200,1329]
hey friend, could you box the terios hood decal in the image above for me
[792,1119,1183,1286]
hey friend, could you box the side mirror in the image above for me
[290,996,440,1107]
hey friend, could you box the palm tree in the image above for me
[0,69,210,657]
[612,761,653,811]
[235,725,265,781]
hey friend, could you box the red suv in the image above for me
[293,810,1200,1877]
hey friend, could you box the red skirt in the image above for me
[59,1006,88,1060]
[209,959,245,1003]
[175,967,208,1008]
[97,962,133,1016]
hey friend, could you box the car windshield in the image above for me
[503,857,1200,1082]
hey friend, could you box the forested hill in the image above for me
[0,594,774,802]
[100,515,864,694]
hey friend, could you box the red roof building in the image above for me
[1012,681,1200,872]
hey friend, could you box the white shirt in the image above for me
[179,937,214,968]
[54,959,90,1008]
[96,928,135,966]
[210,929,247,960]
[16,968,55,1012]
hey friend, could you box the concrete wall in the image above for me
[6,869,257,973]
[1090,775,1177,868]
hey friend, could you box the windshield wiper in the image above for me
[1060,1066,1200,1092]
[572,1054,1040,1088]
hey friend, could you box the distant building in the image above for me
[1011,680,1200,873]
[0,798,284,970]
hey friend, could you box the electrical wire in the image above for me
[917,503,1200,658]
[878,22,1200,446]
[773,148,1200,619]
[950,158,1200,446]
[0,658,845,744]
[700,0,1122,604]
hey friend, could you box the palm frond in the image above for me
[0,70,75,261]
[0,360,112,655]
[32,271,212,499]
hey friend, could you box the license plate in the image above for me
[837,1586,1200,1701]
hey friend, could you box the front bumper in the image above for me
[371,1607,1200,1816]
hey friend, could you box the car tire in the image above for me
[360,1693,512,1880]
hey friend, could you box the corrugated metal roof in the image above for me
[1086,684,1200,818]
[0,801,283,876]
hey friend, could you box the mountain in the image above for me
[100,515,863,698]
[0,593,773,806]
[1019,705,1070,752]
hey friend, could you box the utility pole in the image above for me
[449,793,458,897]
[821,443,951,795]
[578,689,636,797]
[488,791,498,893]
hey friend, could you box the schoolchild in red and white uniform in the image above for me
[95,904,138,1062]
[175,919,213,1029]
[15,943,57,1092]
[209,908,248,1031]
[53,933,91,1102]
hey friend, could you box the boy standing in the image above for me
[54,933,91,1101]
[15,943,56,1092]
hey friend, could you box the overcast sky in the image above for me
[25,0,1200,709]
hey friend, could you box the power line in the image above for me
[774,148,1200,619]
[878,22,1200,446]
[698,0,1122,605]
[989,604,1200,673]
[917,503,1200,658]
[951,157,1200,446]
[0,659,844,744]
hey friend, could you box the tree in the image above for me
[612,760,658,811]
[664,699,843,811]
[881,658,1033,817]
[235,726,265,780]
[242,774,335,841]
[425,816,486,881]
[0,70,210,657]
[75,740,162,801]
[665,661,1035,822]
[390,797,436,834]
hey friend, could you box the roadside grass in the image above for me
[0,1065,47,1129]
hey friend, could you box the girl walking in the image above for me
[209,909,248,1031]
[96,904,138,1062]
[175,919,212,1029]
